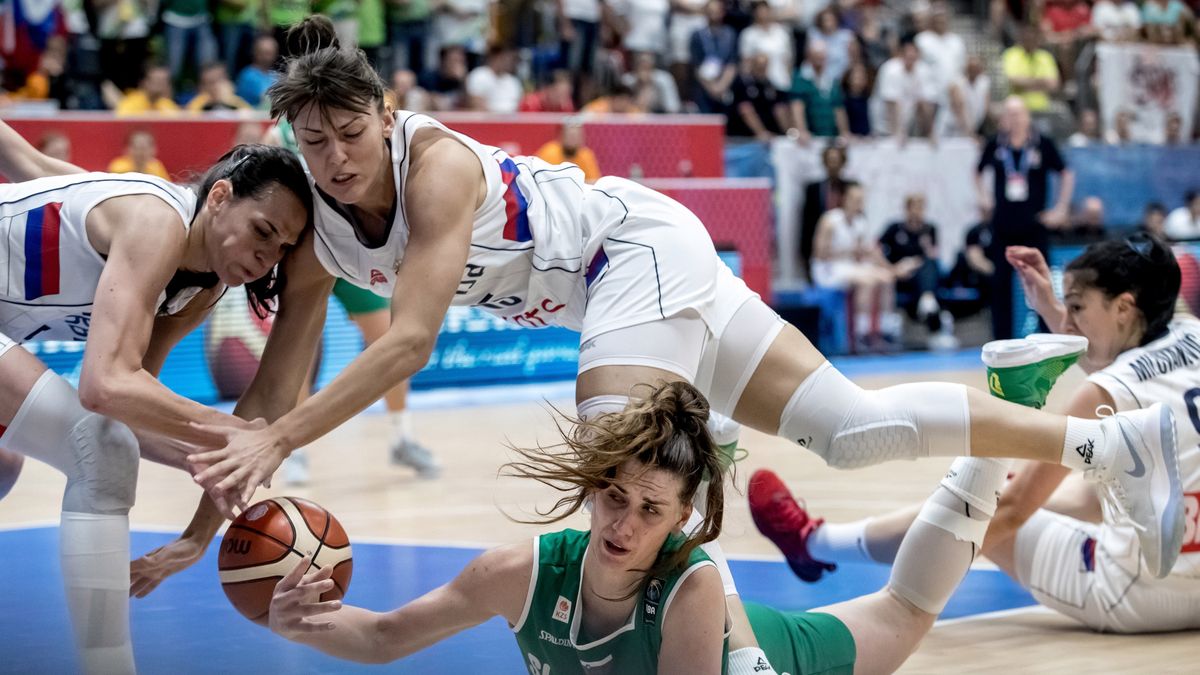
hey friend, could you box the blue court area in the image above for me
[1,526,1036,674]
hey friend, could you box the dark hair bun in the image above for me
[286,15,340,57]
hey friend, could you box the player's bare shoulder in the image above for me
[456,540,536,625]
[86,192,187,258]
[406,127,487,213]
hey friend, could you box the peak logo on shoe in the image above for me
[1075,439,1094,465]
[796,436,812,448]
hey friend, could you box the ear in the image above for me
[1116,291,1138,318]
[206,179,232,211]
[674,504,693,533]
[381,107,396,138]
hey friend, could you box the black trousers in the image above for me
[987,226,1048,340]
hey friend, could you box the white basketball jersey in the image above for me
[0,172,196,343]
[311,111,625,332]
[1088,315,1200,580]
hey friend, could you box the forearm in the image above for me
[739,104,769,136]
[295,606,396,664]
[1054,170,1075,211]
[181,493,226,544]
[0,122,85,180]
[86,369,246,443]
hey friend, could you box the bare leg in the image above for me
[0,447,23,499]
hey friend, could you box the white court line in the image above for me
[934,604,1050,626]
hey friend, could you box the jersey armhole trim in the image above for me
[1088,372,1143,410]
[79,188,191,266]
[660,560,717,627]
[511,535,540,633]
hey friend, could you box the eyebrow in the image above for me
[611,483,667,507]
[264,219,296,246]
[299,117,362,134]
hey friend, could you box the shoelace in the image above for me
[1089,406,1148,534]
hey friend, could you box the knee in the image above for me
[63,414,139,515]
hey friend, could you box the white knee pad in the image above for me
[777,362,970,469]
[576,395,630,421]
[0,371,139,515]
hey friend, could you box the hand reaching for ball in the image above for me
[269,555,344,640]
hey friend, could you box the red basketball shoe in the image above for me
[748,469,836,583]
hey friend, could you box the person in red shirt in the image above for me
[518,69,576,113]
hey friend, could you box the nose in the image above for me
[611,510,634,539]
[328,137,349,167]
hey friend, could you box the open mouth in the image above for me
[331,173,356,186]
[603,538,629,556]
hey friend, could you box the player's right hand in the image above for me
[269,555,343,640]
[1006,245,1058,318]
[130,536,207,598]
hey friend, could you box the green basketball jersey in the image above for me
[513,529,726,675]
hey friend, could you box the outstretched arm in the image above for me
[192,136,480,510]
[271,542,531,663]
[0,120,86,180]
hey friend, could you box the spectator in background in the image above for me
[421,45,469,110]
[215,0,261,76]
[187,62,252,111]
[1164,112,1187,145]
[1040,0,1093,79]
[1142,0,1190,44]
[112,65,181,116]
[873,36,938,142]
[727,53,791,140]
[519,69,575,112]
[0,0,66,95]
[1106,108,1135,144]
[391,68,430,111]
[609,0,670,59]
[946,219,994,309]
[11,46,66,102]
[842,61,873,137]
[879,193,957,349]
[1140,202,1168,238]
[689,0,738,114]
[536,118,601,182]
[1165,190,1200,240]
[94,0,154,92]
[388,0,432,76]
[667,0,708,104]
[557,0,602,104]
[812,181,900,351]
[941,53,991,137]
[313,0,360,48]
[790,40,848,142]
[800,144,848,279]
[357,0,388,73]
[235,35,280,107]
[37,131,71,162]
[107,130,170,180]
[1002,25,1060,113]
[916,1,967,96]
[976,96,1074,339]
[1067,108,1101,146]
[739,1,793,92]
[1092,0,1142,42]
[1070,195,1106,238]
[623,51,682,114]
[581,83,643,113]
[807,6,853,85]
[433,0,491,65]
[161,0,219,86]
[465,45,522,113]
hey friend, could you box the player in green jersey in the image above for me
[267,381,1020,673]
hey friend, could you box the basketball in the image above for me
[218,497,353,625]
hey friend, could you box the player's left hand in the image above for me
[187,423,288,517]
[130,535,207,598]
[269,555,342,640]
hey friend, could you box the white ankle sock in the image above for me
[388,410,413,441]
[1061,417,1104,471]
[808,519,877,565]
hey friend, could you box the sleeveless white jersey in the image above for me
[1087,315,1200,580]
[311,111,628,332]
[0,172,197,343]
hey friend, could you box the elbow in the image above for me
[393,329,437,371]
[77,375,117,416]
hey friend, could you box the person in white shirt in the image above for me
[433,0,493,60]
[610,0,670,57]
[465,45,524,113]
[623,50,682,113]
[739,1,794,92]
[915,1,967,92]
[872,37,939,139]
[1165,191,1200,240]
[939,53,991,137]
[1091,0,1142,41]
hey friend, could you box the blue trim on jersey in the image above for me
[24,204,47,300]
[498,158,532,243]
[585,248,609,288]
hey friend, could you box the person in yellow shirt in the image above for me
[113,66,182,116]
[1001,26,1060,112]
[186,62,252,112]
[107,130,171,180]
[535,119,602,184]
[580,83,644,115]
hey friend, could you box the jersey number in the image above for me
[1178,389,1200,553]
[526,653,550,675]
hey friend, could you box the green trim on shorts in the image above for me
[332,279,390,316]
[745,602,856,674]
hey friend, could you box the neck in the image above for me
[354,147,397,221]
[582,547,644,604]
[182,209,212,273]
[1010,128,1030,145]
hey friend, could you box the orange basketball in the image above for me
[217,497,353,625]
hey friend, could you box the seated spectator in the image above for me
[1165,190,1200,240]
[113,65,181,116]
[1069,195,1106,238]
[1068,108,1101,146]
[811,181,900,351]
[739,0,793,92]
[1040,0,1094,77]
[465,45,523,114]
[801,145,849,280]
[1140,202,1168,238]
[879,193,957,349]
[668,0,708,98]
[790,40,848,142]
[420,45,469,111]
[37,132,71,162]
[872,36,938,140]
[807,6,853,85]
[519,70,576,113]
[235,35,279,108]
[941,54,991,137]
[535,118,601,183]
[1002,25,1060,113]
[391,69,430,111]
[1164,111,1188,145]
[945,219,993,309]
[1142,0,1190,44]
[689,0,738,114]
[1105,108,1136,144]
[187,62,252,112]
[11,48,65,101]
[609,0,670,59]
[107,130,170,180]
[1092,0,1142,42]
[622,51,682,114]
[581,83,644,114]
[842,62,873,137]
[727,54,791,140]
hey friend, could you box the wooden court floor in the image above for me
[1,365,1195,672]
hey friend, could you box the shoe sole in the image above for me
[1152,404,1186,578]
[981,335,1087,369]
